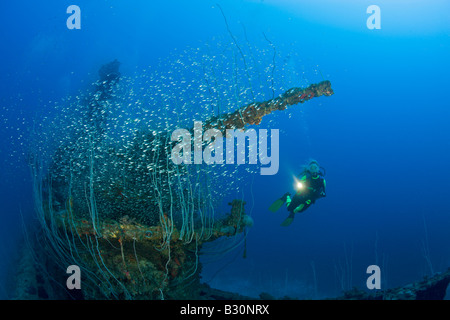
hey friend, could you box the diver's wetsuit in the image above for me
[286,172,326,215]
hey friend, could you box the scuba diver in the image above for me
[269,160,326,226]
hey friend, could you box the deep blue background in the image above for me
[0,0,449,299]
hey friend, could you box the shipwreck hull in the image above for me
[29,60,333,299]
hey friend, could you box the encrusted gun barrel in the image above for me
[204,80,334,131]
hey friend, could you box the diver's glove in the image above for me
[280,192,291,203]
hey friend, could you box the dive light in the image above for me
[294,176,305,191]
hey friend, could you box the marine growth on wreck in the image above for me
[29,44,333,299]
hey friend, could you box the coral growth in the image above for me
[50,199,252,299]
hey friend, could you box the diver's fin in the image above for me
[280,215,294,227]
[269,199,285,213]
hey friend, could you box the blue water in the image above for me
[0,0,449,299]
